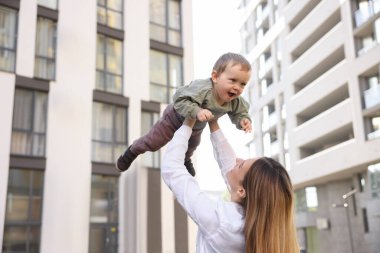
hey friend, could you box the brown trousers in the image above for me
[130,104,203,162]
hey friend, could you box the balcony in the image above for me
[363,84,380,108]
[354,0,380,27]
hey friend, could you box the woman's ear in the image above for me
[237,187,246,199]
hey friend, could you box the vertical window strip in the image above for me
[96,34,123,94]
[34,17,57,80]
[3,169,44,253]
[0,6,17,72]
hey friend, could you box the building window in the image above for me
[141,110,160,168]
[34,17,57,80]
[150,0,182,47]
[2,168,44,253]
[89,174,118,253]
[150,49,182,103]
[97,0,123,30]
[295,186,318,212]
[96,34,123,94]
[92,102,127,163]
[11,89,48,157]
[368,162,380,198]
[0,6,17,72]
[367,116,380,140]
[37,0,58,10]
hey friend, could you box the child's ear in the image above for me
[211,70,218,82]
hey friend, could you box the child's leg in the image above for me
[130,104,183,155]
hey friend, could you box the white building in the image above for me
[239,0,380,252]
[0,0,195,252]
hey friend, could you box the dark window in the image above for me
[0,6,17,72]
[96,34,123,94]
[34,17,57,80]
[362,208,369,233]
[11,89,48,157]
[2,169,44,253]
[89,174,119,253]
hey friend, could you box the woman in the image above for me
[161,118,299,253]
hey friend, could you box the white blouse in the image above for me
[162,125,245,253]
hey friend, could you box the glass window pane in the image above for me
[0,6,17,48]
[13,89,33,131]
[96,70,105,90]
[150,50,167,85]
[35,18,56,58]
[169,54,182,89]
[107,10,122,30]
[6,170,30,221]
[92,103,113,141]
[108,0,123,11]
[168,0,180,29]
[114,107,127,142]
[92,142,113,163]
[90,175,118,223]
[89,227,104,253]
[37,0,58,9]
[3,226,28,252]
[35,18,56,79]
[168,30,181,47]
[32,134,45,156]
[106,38,122,75]
[31,172,44,221]
[96,34,105,70]
[150,0,165,25]
[11,131,32,155]
[33,92,48,133]
[105,73,122,93]
[97,6,106,25]
[150,24,166,43]
[0,49,15,71]
[150,83,167,103]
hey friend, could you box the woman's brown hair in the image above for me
[241,157,299,253]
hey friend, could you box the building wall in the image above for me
[0,0,193,252]
[239,0,380,252]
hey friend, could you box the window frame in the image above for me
[2,168,45,253]
[96,33,124,94]
[149,0,182,47]
[97,0,124,30]
[0,4,18,72]
[34,16,57,80]
[11,86,49,157]
[89,174,119,253]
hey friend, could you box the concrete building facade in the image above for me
[0,0,195,252]
[239,0,380,252]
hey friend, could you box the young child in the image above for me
[116,52,252,176]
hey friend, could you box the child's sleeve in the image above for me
[172,80,209,119]
[228,97,251,129]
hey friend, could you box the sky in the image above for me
[192,0,251,191]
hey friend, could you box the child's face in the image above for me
[211,63,251,104]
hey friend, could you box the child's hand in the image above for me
[240,118,252,133]
[197,109,214,122]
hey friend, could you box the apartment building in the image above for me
[0,0,194,252]
[239,0,380,252]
